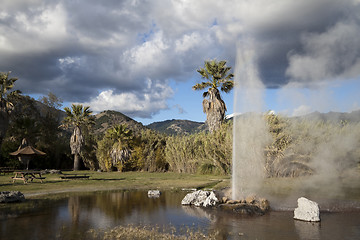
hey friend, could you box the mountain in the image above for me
[93,110,147,135]
[147,119,205,135]
[294,110,360,123]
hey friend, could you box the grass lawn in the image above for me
[0,171,230,199]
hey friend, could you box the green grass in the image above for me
[0,171,230,199]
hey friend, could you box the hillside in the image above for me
[147,119,205,135]
[93,110,147,135]
[293,110,360,123]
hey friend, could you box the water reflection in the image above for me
[0,190,360,240]
[294,221,320,240]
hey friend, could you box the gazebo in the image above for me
[9,138,46,170]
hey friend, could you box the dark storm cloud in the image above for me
[0,0,359,117]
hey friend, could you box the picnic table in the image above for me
[12,171,46,184]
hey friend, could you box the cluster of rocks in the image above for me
[181,190,270,215]
[181,190,321,221]
[0,191,25,203]
[218,195,270,215]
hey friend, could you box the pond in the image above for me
[1,190,360,240]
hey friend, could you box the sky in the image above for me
[1,0,360,125]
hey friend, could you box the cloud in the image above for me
[0,0,359,119]
[286,18,360,84]
[80,79,173,118]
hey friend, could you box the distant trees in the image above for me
[193,60,234,132]
[62,104,95,170]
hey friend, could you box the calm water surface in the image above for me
[1,190,360,240]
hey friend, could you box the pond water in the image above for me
[1,190,360,240]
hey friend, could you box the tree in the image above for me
[62,104,95,170]
[0,71,20,143]
[97,125,135,171]
[193,59,234,132]
[108,125,134,171]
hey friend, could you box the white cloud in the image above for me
[0,0,359,119]
[80,79,174,118]
[286,19,360,84]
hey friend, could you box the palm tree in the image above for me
[193,59,234,132]
[107,125,134,171]
[0,71,20,143]
[62,104,95,170]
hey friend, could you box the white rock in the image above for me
[294,197,320,222]
[203,191,219,207]
[147,190,161,198]
[181,190,218,207]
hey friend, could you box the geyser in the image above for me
[232,41,271,200]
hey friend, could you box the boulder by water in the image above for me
[181,190,219,207]
[219,196,270,215]
[294,197,320,222]
[0,191,25,203]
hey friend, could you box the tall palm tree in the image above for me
[62,104,95,170]
[193,59,234,132]
[0,71,20,143]
[108,125,134,171]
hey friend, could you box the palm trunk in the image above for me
[203,88,226,133]
[73,153,80,170]
[70,126,83,171]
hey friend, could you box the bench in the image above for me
[0,167,15,175]
[60,174,90,179]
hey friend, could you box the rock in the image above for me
[0,191,25,203]
[227,199,240,204]
[218,203,267,215]
[181,190,219,207]
[258,198,270,212]
[294,197,320,222]
[147,190,161,198]
[203,191,219,207]
[245,195,256,204]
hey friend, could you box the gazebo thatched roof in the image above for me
[9,146,46,156]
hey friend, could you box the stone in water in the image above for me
[294,197,320,222]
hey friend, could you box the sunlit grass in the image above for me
[0,171,229,198]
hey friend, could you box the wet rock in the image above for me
[227,199,240,204]
[217,196,270,215]
[245,195,256,204]
[258,198,270,212]
[294,197,320,222]
[147,190,161,198]
[181,190,219,207]
[0,191,25,203]
[218,203,267,215]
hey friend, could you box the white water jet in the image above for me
[232,41,272,200]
